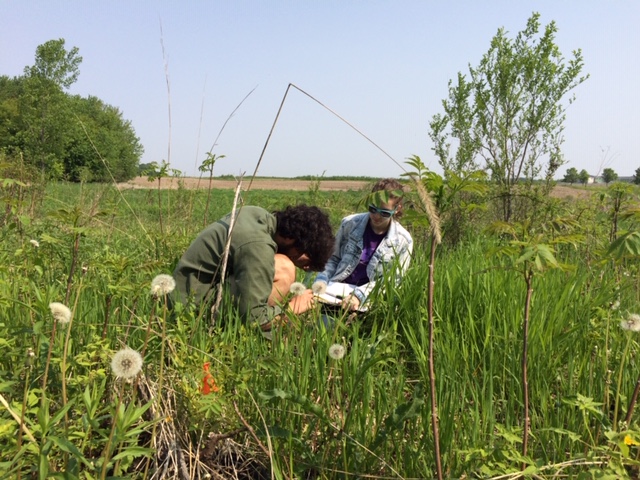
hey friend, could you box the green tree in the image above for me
[633,167,640,185]
[19,39,82,177]
[578,169,590,185]
[429,12,587,222]
[0,41,142,182]
[65,95,143,182]
[0,76,23,151]
[24,38,82,89]
[563,167,579,184]
[602,168,618,184]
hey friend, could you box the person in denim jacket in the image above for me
[313,178,413,312]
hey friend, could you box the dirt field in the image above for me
[118,176,371,191]
[118,176,594,199]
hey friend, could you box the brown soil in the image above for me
[118,177,594,198]
[548,184,594,199]
[118,176,370,192]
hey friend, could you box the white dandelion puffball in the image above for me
[151,274,176,296]
[111,348,143,379]
[621,314,640,332]
[328,343,346,360]
[289,282,307,296]
[49,302,72,324]
[29,239,40,248]
[312,281,327,295]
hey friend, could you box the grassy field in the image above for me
[0,178,639,478]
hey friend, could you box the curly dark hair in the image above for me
[274,205,335,271]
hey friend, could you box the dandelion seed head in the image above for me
[110,347,143,379]
[49,302,72,324]
[611,300,620,311]
[29,239,39,248]
[151,274,176,297]
[621,314,640,332]
[328,343,346,360]
[312,281,327,295]
[289,282,307,296]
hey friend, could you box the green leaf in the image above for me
[47,436,93,468]
[608,231,640,259]
[111,446,154,461]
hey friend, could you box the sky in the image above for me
[1,1,638,179]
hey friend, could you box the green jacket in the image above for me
[172,206,282,330]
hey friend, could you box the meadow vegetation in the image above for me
[0,167,639,479]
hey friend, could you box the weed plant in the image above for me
[0,180,639,478]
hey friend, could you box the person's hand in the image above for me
[289,289,316,314]
[341,294,360,311]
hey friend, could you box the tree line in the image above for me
[0,39,143,182]
[562,166,640,185]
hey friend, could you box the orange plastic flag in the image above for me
[201,362,220,394]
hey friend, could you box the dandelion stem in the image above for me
[99,382,125,480]
[615,335,634,429]
[625,372,640,426]
[40,320,57,399]
[61,272,85,469]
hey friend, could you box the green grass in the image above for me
[0,181,639,478]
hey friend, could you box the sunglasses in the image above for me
[368,204,396,218]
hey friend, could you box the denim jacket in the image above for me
[315,212,413,305]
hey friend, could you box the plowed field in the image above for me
[118,176,594,198]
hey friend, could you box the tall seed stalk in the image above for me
[413,179,443,480]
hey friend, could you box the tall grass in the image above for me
[0,181,639,478]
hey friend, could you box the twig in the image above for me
[211,177,244,322]
[0,393,36,443]
[232,398,270,458]
[249,83,405,191]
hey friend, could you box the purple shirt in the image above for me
[343,222,386,286]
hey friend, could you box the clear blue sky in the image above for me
[2,1,638,179]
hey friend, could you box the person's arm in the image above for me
[314,216,349,286]
[232,241,281,329]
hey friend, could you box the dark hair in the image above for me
[274,205,335,271]
[371,178,406,219]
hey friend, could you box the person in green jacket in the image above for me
[172,204,335,336]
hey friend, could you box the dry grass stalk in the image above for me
[411,177,442,244]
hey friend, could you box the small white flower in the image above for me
[328,343,346,360]
[621,314,640,332]
[30,239,39,248]
[111,347,143,379]
[312,281,327,295]
[151,274,176,296]
[289,282,307,296]
[611,300,620,311]
[49,302,72,324]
